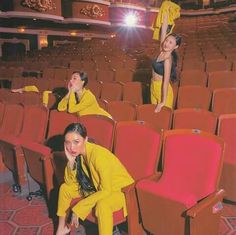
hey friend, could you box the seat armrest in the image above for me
[187,189,225,218]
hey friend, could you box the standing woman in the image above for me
[152,0,181,45]
[57,71,112,118]
[56,123,134,235]
[150,33,181,112]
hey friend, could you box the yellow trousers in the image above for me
[150,79,173,109]
[57,183,125,235]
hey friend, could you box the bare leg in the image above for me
[56,216,71,235]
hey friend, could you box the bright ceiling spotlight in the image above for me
[124,13,138,27]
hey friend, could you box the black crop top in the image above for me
[152,59,177,81]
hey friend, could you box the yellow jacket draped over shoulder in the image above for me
[57,88,111,118]
[152,0,181,40]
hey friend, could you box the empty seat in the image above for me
[211,88,236,115]
[218,114,236,201]
[122,81,143,105]
[107,101,137,121]
[180,70,207,87]
[136,129,225,235]
[136,104,172,131]
[177,86,212,110]
[100,82,123,102]
[173,108,218,134]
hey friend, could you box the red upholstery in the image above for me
[218,114,236,201]
[79,114,115,150]
[136,129,225,235]
[136,104,172,131]
[173,108,218,134]
[0,105,48,186]
[106,101,137,122]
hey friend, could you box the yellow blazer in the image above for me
[64,142,134,220]
[153,0,181,40]
[57,88,111,118]
[23,85,39,92]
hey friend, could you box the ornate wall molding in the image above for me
[21,0,56,12]
[80,4,105,18]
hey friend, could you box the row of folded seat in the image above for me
[0,104,234,235]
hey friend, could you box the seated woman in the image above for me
[57,71,112,118]
[150,33,181,112]
[56,122,134,235]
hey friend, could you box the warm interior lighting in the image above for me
[18,27,25,33]
[70,32,77,36]
[124,13,138,27]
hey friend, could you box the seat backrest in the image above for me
[19,105,49,142]
[0,103,24,135]
[122,81,143,105]
[21,92,41,105]
[114,121,162,180]
[0,101,5,127]
[47,110,78,139]
[97,70,114,82]
[87,80,102,98]
[137,104,172,131]
[180,70,207,87]
[211,88,236,115]
[106,101,137,122]
[79,114,115,150]
[114,69,133,83]
[173,108,218,134]
[160,129,224,199]
[100,82,123,102]
[207,71,236,90]
[177,86,212,109]
[217,114,236,163]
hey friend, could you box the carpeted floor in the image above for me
[0,172,235,235]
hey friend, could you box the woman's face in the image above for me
[64,131,87,157]
[69,73,84,91]
[162,35,178,52]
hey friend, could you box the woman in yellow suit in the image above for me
[56,122,134,235]
[57,71,111,118]
[151,33,181,112]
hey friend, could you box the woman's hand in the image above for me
[64,145,76,169]
[155,103,164,113]
[71,213,79,228]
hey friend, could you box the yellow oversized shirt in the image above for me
[152,0,181,40]
[57,88,111,118]
[64,142,134,220]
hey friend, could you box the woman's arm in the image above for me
[160,13,168,47]
[57,91,70,111]
[67,91,95,114]
[155,57,171,113]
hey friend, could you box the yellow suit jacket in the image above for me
[64,142,134,220]
[153,0,181,40]
[57,88,111,118]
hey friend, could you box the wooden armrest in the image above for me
[187,189,225,218]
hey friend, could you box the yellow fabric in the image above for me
[57,142,134,235]
[23,85,39,93]
[42,90,52,105]
[57,88,112,118]
[150,79,173,108]
[152,0,181,40]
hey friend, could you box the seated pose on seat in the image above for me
[56,123,134,235]
[57,71,112,118]
[150,33,181,112]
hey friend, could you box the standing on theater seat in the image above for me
[57,71,112,118]
[151,33,181,112]
[56,123,134,235]
[152,0,181,45]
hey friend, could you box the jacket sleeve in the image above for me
[57,95,69,111]
[67,91,95,113]
[64,163,78,185]
[23,85,39,92]
[72,148,113,218]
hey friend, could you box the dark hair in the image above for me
[167,33,182,81]
[171,0,181,4]
[64,122,96,196]
[64,122,87,138]
[72,71,88,87]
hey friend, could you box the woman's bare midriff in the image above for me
[152,70,163,81]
